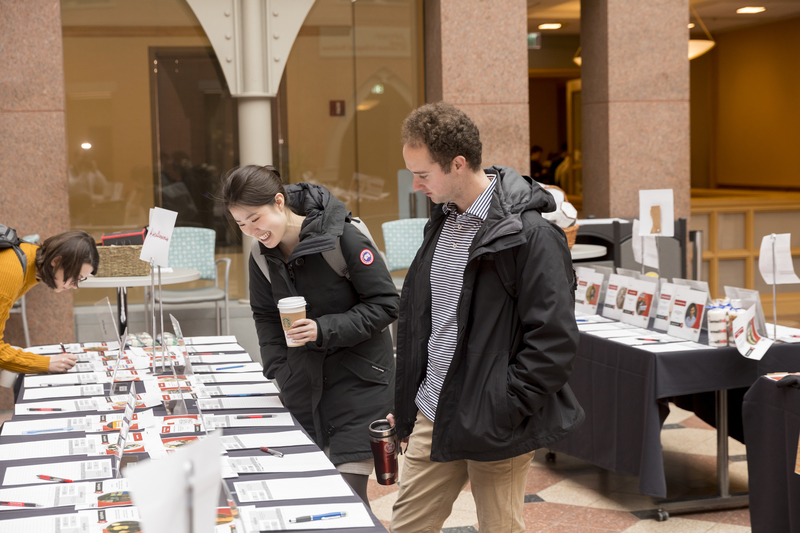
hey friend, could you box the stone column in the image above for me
[581,0,690,219]
[425,0,530,174]
[0,0,73,405]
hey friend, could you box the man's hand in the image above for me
[286,319,318,345]
[48,353,77,373]
[386,413,409,444]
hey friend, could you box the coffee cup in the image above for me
[277,296,307,347]
[0,370,18,389]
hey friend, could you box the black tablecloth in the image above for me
[549,331,800,498]
[0,373,388,532]
[743,376,800,533]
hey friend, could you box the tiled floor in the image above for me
[367,403,751,532]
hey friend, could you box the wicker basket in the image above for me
[563,225,579,249]
[96,245,150,277]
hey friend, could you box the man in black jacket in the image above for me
[388,103,583,532]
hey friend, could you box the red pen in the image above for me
[28,408,63,412]
[0,501,40,507]
[37,475,73,483]
[637,338,660,342]
[236,415,276,419]
[260,447,284,458]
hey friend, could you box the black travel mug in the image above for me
[369,419,398,485]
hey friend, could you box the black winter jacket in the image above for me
[249,183,399,465]
[394,166,584,462]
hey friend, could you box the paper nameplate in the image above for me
[602,274,634,321]
[653,281,677,331]
[575,268,605,315]
[620,279,657,328]
[667,286,707,342]
[732,304,774,360]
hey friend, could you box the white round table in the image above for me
[570,244,608,261]
[80,268,200,335]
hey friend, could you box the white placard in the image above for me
[233,475,352,503]
[2,459,113,486]
[575,269,605,315]
[732,305,774,360]
[667,286,707,342]
[240,502,374,531]
[638,189,674,237]
[602,274,633,321]
[653,281,677,331]
[759,233,800,285]
[139,207,178,267]
[620,279,657,328]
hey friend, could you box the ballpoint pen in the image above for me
[289,512,347,523]
[37,475,73,483]
[60,343,67,353]
[0,501,40,507]
[260,447,284,458]
[28,408,63,412]
[25,427,73,434]
[236,415,275,419]
[216,365,244,371]
[224,394,266,397]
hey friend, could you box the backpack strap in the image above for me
[0,225,27,276]
[250,238,271,284]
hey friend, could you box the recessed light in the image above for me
[736,6,765,14]
[688,23,695,28]
[538,23,562,30]
[80,142,92,149]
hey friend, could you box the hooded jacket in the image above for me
[249,183,399,465]
[394,166,584,462]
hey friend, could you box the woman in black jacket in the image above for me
[221,165,399,505]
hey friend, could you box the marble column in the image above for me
[0,0,73,405]
[425,0,530,174]
[581,0,690,219]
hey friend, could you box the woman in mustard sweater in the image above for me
[1,231,99,374]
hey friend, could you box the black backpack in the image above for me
[0,224,27,275]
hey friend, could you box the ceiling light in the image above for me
[688,23,695,28]
[736,6,765,14]
[688,6,715,60]
[573,47,581,66]
[538,23,562,30]
[80,142,92,149]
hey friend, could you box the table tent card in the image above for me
[602,274,635,321]
[575,267,605,315]
[667,286,708,342]
[140,207,178,267]
[732,304,774,360]
[638,189,674,237]
[652,281,677,331]
[620,278,657,328]
[758,233,800,285]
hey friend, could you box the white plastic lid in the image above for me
[277,296,307,310]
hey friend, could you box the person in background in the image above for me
[0,230,99,374]
[389,103,583,532]
[530,145,545,183]
[221,165,399,506]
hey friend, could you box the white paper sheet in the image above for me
[195,372,268,384]
[221,431,313,450]
[667,286,708,342]
[0,512,88,533]
[3,459,113,486]
[195,384,278,397]
[192,362,263,373]
[23,384,106,401]
[759,233,800,285]
[25,373,106,388]
[79,507,141,533]
[204,412,295,429]
[575,269,605,315]
[620,278,657,328]
[0,483,92,511]
[636,341,714,353]
[188,354,253,364]
[186,344,246,354]
[601,274,635,321]
[638,189,674,237]
[233,475,352,503]
[198,396,283,410]
[227,451,335,474]
[733,304,774,360]
[140,207,178,267]
[185,335,238,345]
[240,502,374,531]
[15,398,98,415]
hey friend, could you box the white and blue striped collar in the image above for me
[442,174,496,221]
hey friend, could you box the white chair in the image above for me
[149,227,231,335]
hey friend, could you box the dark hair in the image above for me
[35,231,99,289]
[401,102,482,173]
[220,165,287,211]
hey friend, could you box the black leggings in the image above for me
[341,473,371,509]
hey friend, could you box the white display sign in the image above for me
[638,189,674,237]
[759,233,800,285]
[732,305,774,360]
[653,281,677,331]
[631,219,660,268]
[667,286,707,342]
[620,279,657,328]
[139,207,178,267]
[575,269,605,315]
[602,274,634,321]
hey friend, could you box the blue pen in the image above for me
[224,393,266,397]
[25,427,74,435]
[215,365,244,371]
[576,318,588,322]
[289,512,347,523]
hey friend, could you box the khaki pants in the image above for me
[390,410,534,533]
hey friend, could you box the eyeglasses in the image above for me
[68,276,88,289]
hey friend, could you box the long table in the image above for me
[550,330,800,508]
[743,375,800,533]
[0,343,388,532]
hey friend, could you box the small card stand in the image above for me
[170,314,207,433]
[115,386,138,479]
[109,329,130,396]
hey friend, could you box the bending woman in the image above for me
[1,230,100,373]
[222,165,399,505]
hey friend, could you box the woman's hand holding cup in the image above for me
[286,318,317,345]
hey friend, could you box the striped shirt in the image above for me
[415,175,496,421]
